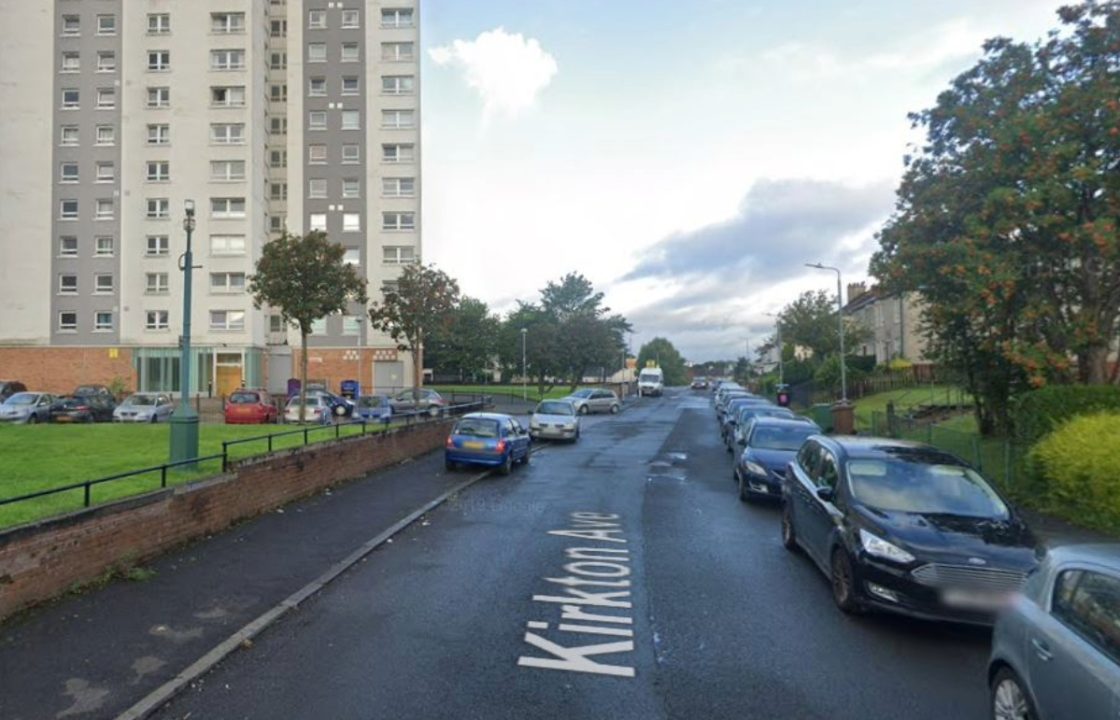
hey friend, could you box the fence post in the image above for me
[972,436,982,472]
[335,423,340,440]
[268,433,273,453]
[84,482,91,508]
[161,465,168,488]
[1004,441,1013,491]
[304,427,309,446]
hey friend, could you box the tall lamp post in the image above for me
[520,328,527,402]
[765,312,783,385]
[170,200,199,464]
[805,262,847,402]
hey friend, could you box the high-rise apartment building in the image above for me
[0,1,421,397]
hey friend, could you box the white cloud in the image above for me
[429,28,558,121]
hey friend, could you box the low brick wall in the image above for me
[0,420,453,621]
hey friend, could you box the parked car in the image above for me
[444,412,531,475]
[285,394,333,424]
[0,392,56,424]
[355,394,393,422]
[224,388,278,424]
[690,377,709,390]
[727,405,799,451]
[289,389,353,418]
[565,388,621,415]
[529,400,580,442]
[49,396,99,424]
[715,390,753,420]
[390,388,446,416]
[988,544,1120,720]
[113,393,175,423]
[71,384,116,422]
[719,397,773,441]
[734,417,820,501]
[0,381,28,403]
[781,436,1039,625]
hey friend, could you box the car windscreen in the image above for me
[288,397,324,407]
[570,390,594,398]
[454,418,500,438]
[74,386,101,396]
[5,393,36,405]
[749,425,816,451]
[358,396,388,408]
[846,459,1010,518]
[536,401,574,416]
[125,395,156,406]
[228,392,260,404]
[739,407,792,422]
[639,373,660,381]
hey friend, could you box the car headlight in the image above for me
[744,461,767,477]
[859,529,916,564]
[529,420,540,429]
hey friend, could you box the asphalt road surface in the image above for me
[154,389,993,720]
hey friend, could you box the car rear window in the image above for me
[228,392,260,404]
[455,418,500,438]
[358,396,388,408]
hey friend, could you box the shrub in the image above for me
[1012,385,1120,445]
[1028,412,1120,535]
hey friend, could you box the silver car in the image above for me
[565,388,620,415]
[113,393,175,423]
[0,392,56,424]
[989,544,1120,720]
[529,400,580,442]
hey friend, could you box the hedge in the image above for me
[1012,385,1120,445]
[1028,412,1120,536]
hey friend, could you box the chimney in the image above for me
[847,282,867,302]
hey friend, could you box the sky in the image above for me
[420,0,1071,362]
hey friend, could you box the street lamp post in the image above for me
[805,262,847,402]
[765,312,784,385]
[520,328,527,402]
[170,200,199,464]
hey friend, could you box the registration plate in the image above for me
[463,441,486,450]
[55,416,73,423]
[941,589,1013,611]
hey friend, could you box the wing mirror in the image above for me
[816,487,835,502]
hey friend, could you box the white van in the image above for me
[638,367,664,397]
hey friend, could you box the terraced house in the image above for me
[0,0,421,397]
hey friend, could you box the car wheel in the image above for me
[428,406,440,418]
[610,404,620,414]
[499,454,513,476]
[28,414,38,424]
[445,458,457,472]
[521,450,531,466]
[991,667,1036,720]
[578,405,589,416]
[830,548,863,614]
[739,474,756,503]
[781,504,799,552]
[151,414,158,424]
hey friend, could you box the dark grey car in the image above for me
[988,544,1120,720]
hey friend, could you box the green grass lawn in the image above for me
[852,385,971,430]
[0,421,381,529]
[432,384,577,403]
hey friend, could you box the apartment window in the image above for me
[60,126,79,146]
[308,111,327,130]
[382,143,414,163]
[59,274,78,294]
[59,236,78,257]
[306,317,325,335]
[96,14,116,36]
[270,19,287,37]
[95,199,114,220]
[308,179,327,198]
[309,77,326,96]
[61,52,80,73]
[382,211,415,231]
[212,13,245,34]
[270,52,287,70]
[62,89,79,110]
[339,110,360,130]
[210,310,245,331]
[97,52,116,73]
[343,213,361,232]
[146,311,169,331]
[343,248,360,265]
[95,162,115,183]
[382,75,415,95]
[95,236,114,257]
[308,10,326,29]
[147,13,170,34]
[97,88,115,109]
[147,51,170,71]
[60,162,79,183]
[270,149,288,168]
[62,15,80,36]
[342,10,361,29]
[147,198,170,219]
[309,214,327,232]
[308,145,327,164]
[381,8,414,28]
[211,49,245,71]
[381,109,414,129]
[270,84,287,102]
[60,200,79,220]
[146,161,170,182]
[96,125,115,146]
[146,272,169,294]
[210,235,246,255]
[342,145,360,163]
[310,45,330,66]
[341,76,360,95]
[147,87,170,108]
[383,246,416,264]
[211,160,245,181]
[212,86,245,107]
[146,235,169,256]
[342,315,361,335]
[270,183,288,200]
[270,117,288,135]
[211,123,245,145]
[210,272,246,293]
[94,312,114,332]
[341,43,360,62]
[382,42,414,61]
[147,124,170,145]
[211,197,246,219]
[269,214,286,232]
[382,177,415,197]
[94,274,114,294]
[59,312,78,332]
[342,179,360,198]
[270,315,285,333]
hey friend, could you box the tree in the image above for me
[249,231,367,421]
[778,290,872,362]
[368,264,460,398]
[637,337,687,386]
[424,297,501,383]
[498,303,562,394]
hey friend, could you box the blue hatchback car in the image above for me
[445,412,531,475]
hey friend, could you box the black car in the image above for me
[49,396,98,423]
[71,385,116,422]
[0,381,27,403]
[719,397,772,441]
[734,417,821,501]
[781,436,1038,625]
[690,377,709,390]
[725,405,799,452]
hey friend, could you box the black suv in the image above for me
[70,385,117,422]
[781,435,1038,625]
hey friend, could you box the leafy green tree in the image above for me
[498,303,562,394]
[779,290,872,363]
[732,357,752,386]
[425,296,501,382]
[368,264,460,398]
[249,231,367,421]
[637,337,688,386]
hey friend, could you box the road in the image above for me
[154,389,992,720]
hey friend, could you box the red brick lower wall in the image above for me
[293,347,412,396]
[0,347,137,395]
[0,420,453,620]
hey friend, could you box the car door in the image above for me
[802,449,842,567]
[787,442,822,558]
[1030,568,1120,720]
[508,418,530,459]
[35,394,53,420]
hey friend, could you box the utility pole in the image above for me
[765,312,783,385]
[520,328,527,402]
[805,263,847,402]
[170,200,199,465]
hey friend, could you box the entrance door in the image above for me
[217,366,242,397]
[374,361,405,394]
